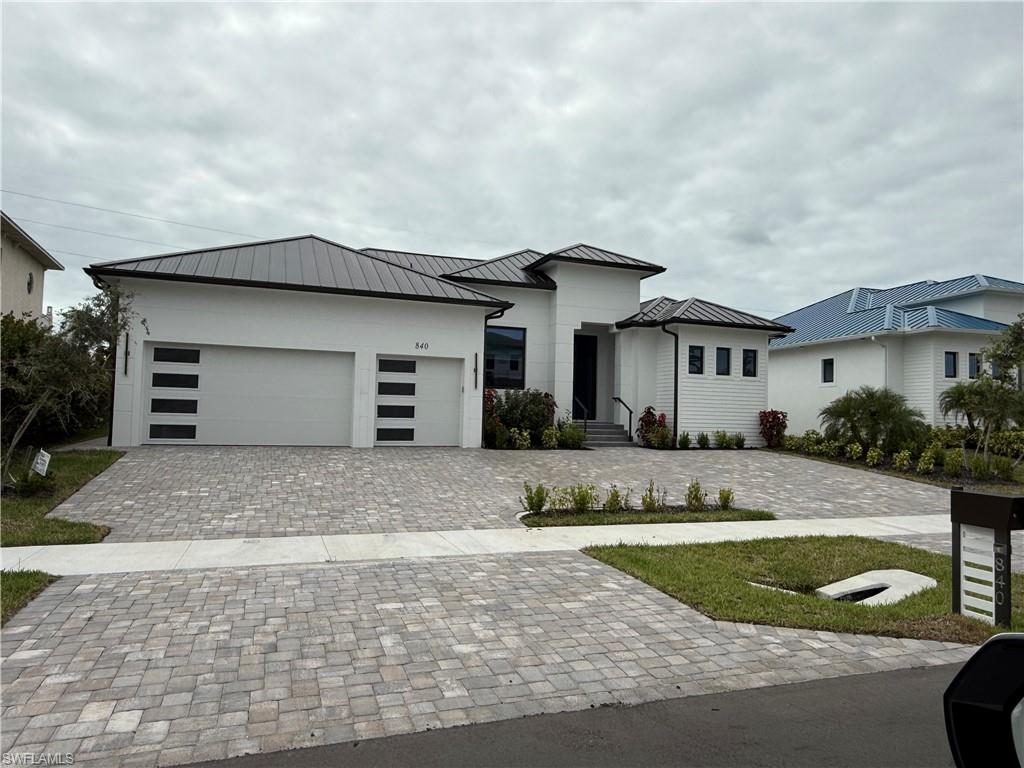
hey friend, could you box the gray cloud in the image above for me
[2,2,1021,319]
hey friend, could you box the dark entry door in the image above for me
[572,335,598,419]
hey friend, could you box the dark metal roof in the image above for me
[527,243,665,276]
[86,235,511,309]
[360,248,482,278]
[443,249,557,290]
[618,296,792,333]
[1,211,65,270]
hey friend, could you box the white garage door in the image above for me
[144,343,354,445]
[374,356,462,446]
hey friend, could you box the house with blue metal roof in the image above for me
[767,274,1024,432]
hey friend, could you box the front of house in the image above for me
[768,275,1024,433]
[88,236,788,448]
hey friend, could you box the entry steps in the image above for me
[573,420,635,448]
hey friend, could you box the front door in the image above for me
[572,334,598,419]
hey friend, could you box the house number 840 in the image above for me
[415,342,430,350]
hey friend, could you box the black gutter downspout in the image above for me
[661,323,679,449]
[480,305,509,447]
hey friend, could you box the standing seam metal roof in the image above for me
[443,249,557,289]
[359,248,483,277]
[527,243,666,275]
[617,296,792,333]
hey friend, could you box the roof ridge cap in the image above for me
[445,248,544,277]
[89,233,315,269]
[360,247,483,264]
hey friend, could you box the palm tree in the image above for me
[939,381,978,431]
[820,386,926,452]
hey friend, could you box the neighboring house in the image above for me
[1,211,64,321]
[86,236,786,448]
[768,275,1024,432]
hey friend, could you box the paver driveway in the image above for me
[0,552,970,767]
[53,446,949,542]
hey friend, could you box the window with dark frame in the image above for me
[484,326,526,389]
[688,345,704,374]
[822,358,835,383]
[376,404,415,419]
[149,424,197,439]
[153,347,201,364]
[376,428,414,441]
[378,359,416,374]
[944,351,958,378]
[377,381,415,396]
[715,347,731,376]
[742,349,757,378]
[152,372,199,388]
[969,353,979,380]
[151,398,198,414]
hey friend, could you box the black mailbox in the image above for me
[950,488,1024,627]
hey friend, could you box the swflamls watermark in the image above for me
[2,754,74,766]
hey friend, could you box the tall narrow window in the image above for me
[484,326,526,389]
[944,351,958,378]
[969,353,979,380]
[742,349,757,378]
[821,358,835,384]
[688,345,704,374]
[715,347,731,376]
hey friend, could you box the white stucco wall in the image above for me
[480,285,554,395]
[111,278,491,448]
[982,293,1024,325]
[1,231,46,318]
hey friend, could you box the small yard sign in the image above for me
[31,449,51,477]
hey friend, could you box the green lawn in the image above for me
[586,536,1023,645]
[522,508,775,527]
[2,449,122,547]
[1,570,56,625]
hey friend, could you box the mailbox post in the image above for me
[950,487,1024,627]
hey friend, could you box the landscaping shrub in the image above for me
[696,432,710,449]
[489,389,556,446]
[893,449,913,472]
[541,425,559,450]
[990,429,1024,460]
[758,409,788,449]
[818,440,841,458]
[844,442,863,461]
[717,487,734,511]
[915,451,935,475]
[713,431,731,449]
[7,468,57,498]
[865,447,884,467]
[636,407,668,447]
[678,431,691,449]
[557,422,586,450]
[970,455,993,482]
[783,434,803,452]
[651,425,673,450]
[732,432,745,449]
[493,423,510,449]
[819,386,927,454]
[685,479,707,511]
[641,480,666,514]
[509,428,531,450]
[555,484,598,514]
[602,485,630,514]
[942,448,965,478]
[519,482,550,514]
[991,455,1015,482]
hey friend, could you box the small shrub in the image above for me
[844,442,863,461]
[818,440,841,458]
[509,428,531,450]
[541,425,559,450]
[991,455,1015,482]
[915,451,935,475]
[678,431,691,449]
[801,430,824,454]
[758,409,788,449]
[602,485,631,514]
[713,431,732,449]
[685,479,707,511]
[567,484,599,513]
[970,455,993,482]
[557,422,586,450]
[640,480,666,514]
[651,425,673,450]
[865,447,884,467]
[519,482,549,514]
[929,445,946,469]
[892,449,913,472]
[990,429,1024,460]
[717,487,734,510]
[942,448,964,478]
[696,432,710,449]
[732,432,745,449]
[636,406,667,448]
[783,434,803,452]
[9,470,56,498]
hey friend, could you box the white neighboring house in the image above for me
[1,211,64,323]
[767,275,1024,433]
[87,236,787,448]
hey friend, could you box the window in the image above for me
[378,381,415,396]
[377,404,415,418]
[969,353,979,380]
[153,347,200,364]
[149,424,196,440]
[484,326,526,389]
[378,359,416,374]
[715,347,731,376]
[152,372,199,388]
[822,358,835,384]
[151,398,198,414]
[944,351,958,378]
[742,349,757,377]
[376,428,414,441]
[688,345,704,374]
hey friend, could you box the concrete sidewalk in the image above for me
[1,513,951,575]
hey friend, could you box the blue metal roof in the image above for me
[771,274,1021,349]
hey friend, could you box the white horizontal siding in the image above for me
[655,333,675,430]
[901,336,934,423]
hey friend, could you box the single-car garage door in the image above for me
[375,356,462,446]
[144,343,354,445]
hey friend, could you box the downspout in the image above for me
[661,324,679,448]
[480,305,509,447]
[869,335,888,390]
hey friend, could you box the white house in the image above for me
[87,236,788,448]
[1,211,64,322]
[767,275,1024,433]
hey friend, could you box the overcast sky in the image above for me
[2,2,1022,317]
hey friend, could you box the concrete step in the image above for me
[585,439,637,447]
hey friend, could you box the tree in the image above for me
[939,381,979,431]
[819,386,927,453]
[981,312,1024,386]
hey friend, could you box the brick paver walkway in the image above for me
[53,447,949,541]
[0,552,969,767]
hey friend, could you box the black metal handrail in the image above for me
[573,396,589,433]
[612,396,634,441]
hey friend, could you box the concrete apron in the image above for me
[0,514,951,576]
